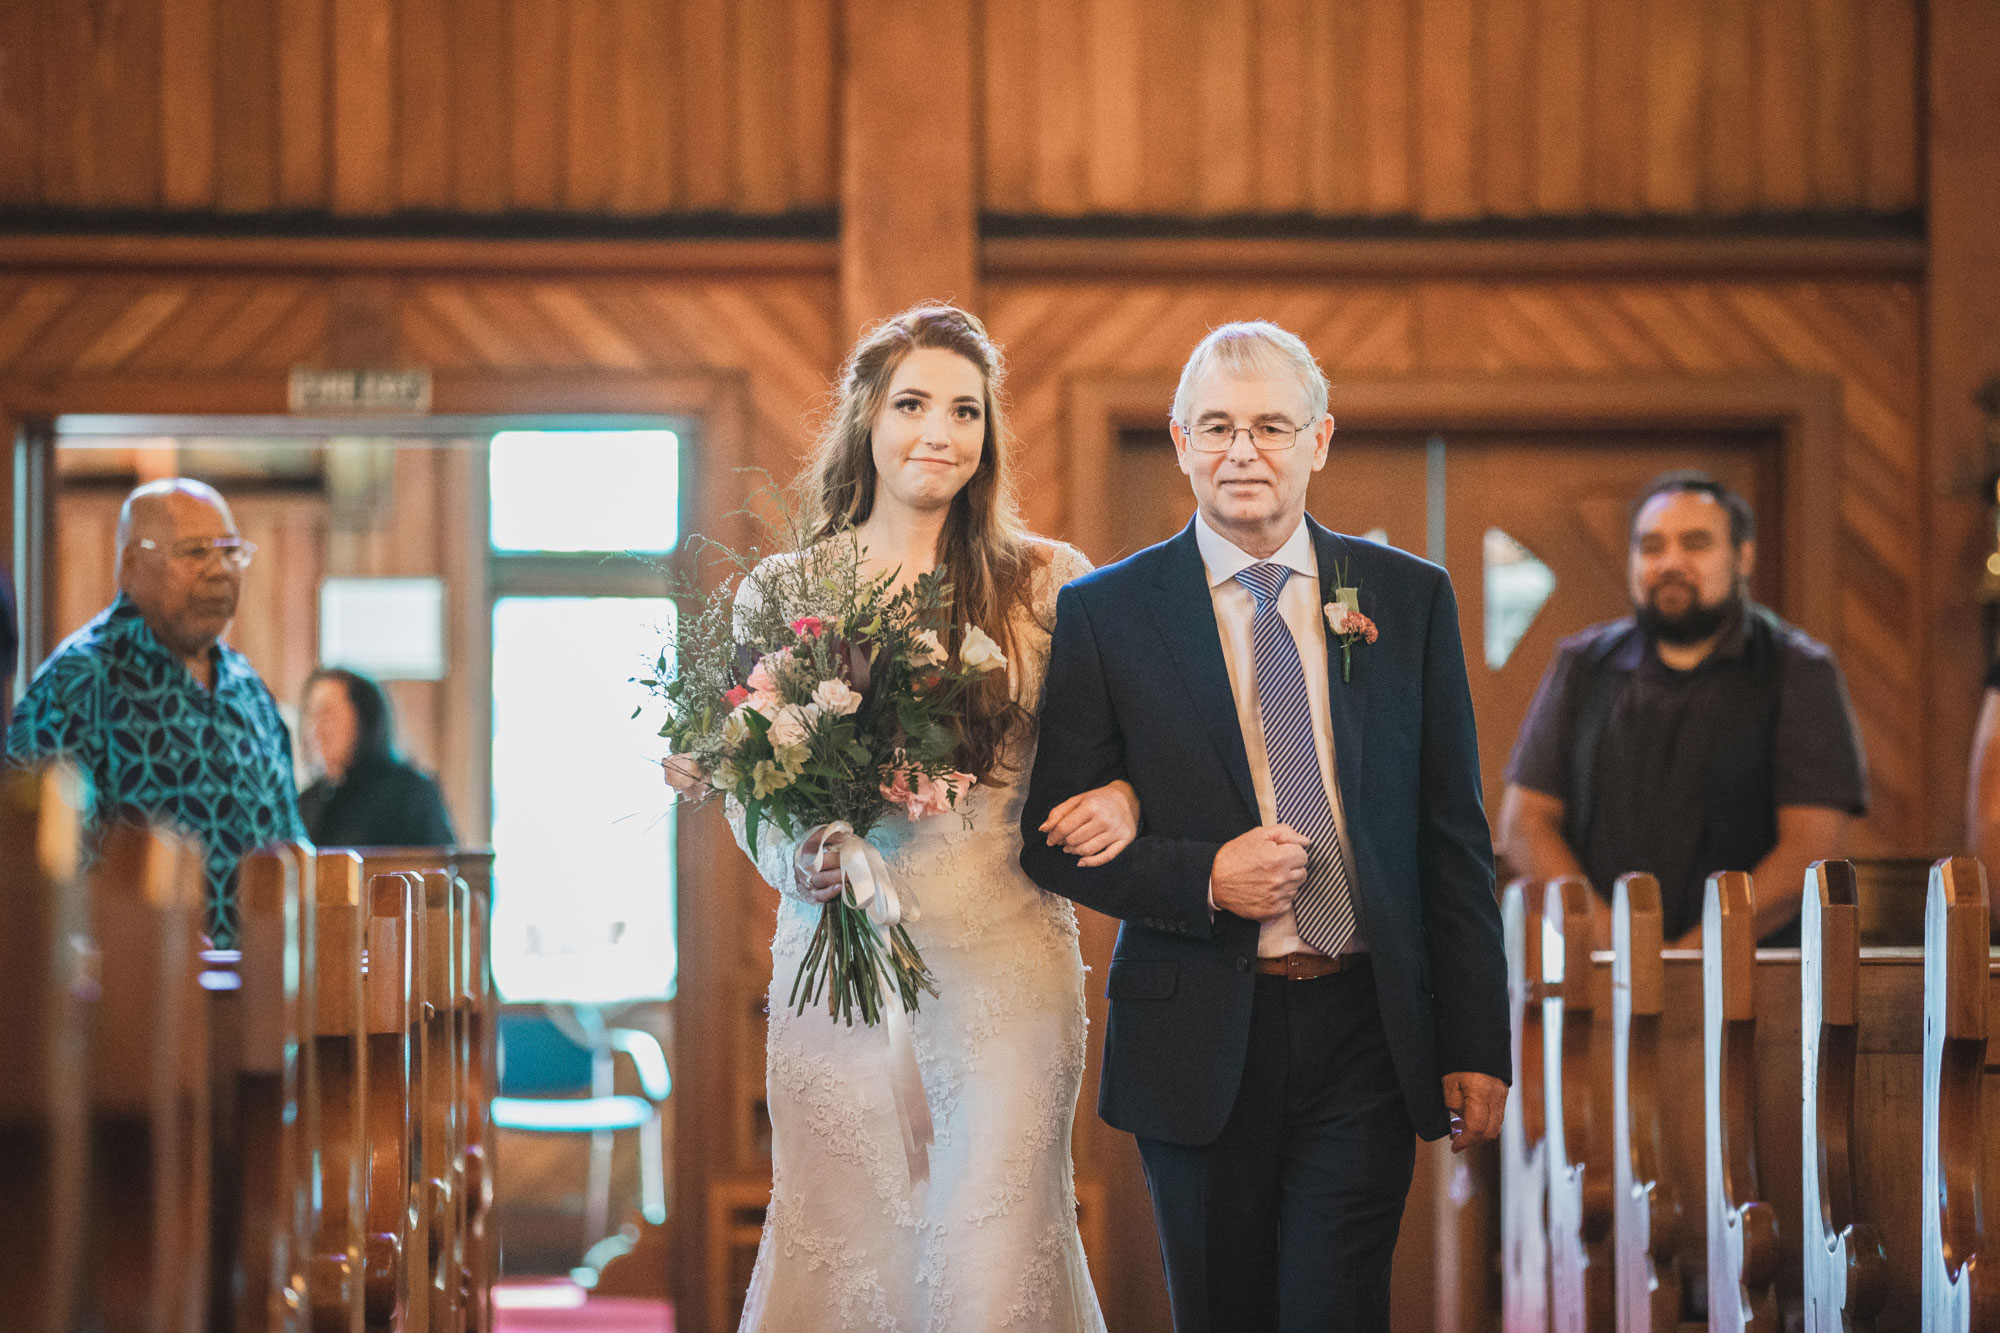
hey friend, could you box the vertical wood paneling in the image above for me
[158,0,216,208]
[1086,0,1144,211]
[1642,0,1705,212]
[1757,0,1814,208]
[329,0,394,213]
[1807,0,1864,207]
[563,0,619,211]
[214,0,277,212]
[1704,0,1759,213]
[734,0,791,212]
[1136,0,1198,213]
[451,0,511,211]
[274,0,327,206]
[1032,0,1088,213]
[790,0,835,204]
[1306,0,1357,214]
[1480,0,1533,217]
[1415,0,1478,220]
[0,0,1923,223]
[610,0,675,214]
[1531,0,1588,213]
[1588,0,1643,212]
[396,0,452,209]
[1861,0,1919,210]
[88,0,162,207]
[37,0,95,207]
[678,0,734,209]
[507,0,564,208]
[1358,0,1411,213]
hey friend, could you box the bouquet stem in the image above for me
[790,895,938,1025]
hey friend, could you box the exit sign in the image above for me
[289,367,433,414]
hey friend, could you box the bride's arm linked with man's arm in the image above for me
[1019,578,1301,926]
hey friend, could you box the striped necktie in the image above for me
[1233,562,1358,956]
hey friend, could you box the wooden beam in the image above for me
[1924,0,2000,851]
[982,233,1924,282]
[838,0,977,334]
[0,234,837,279]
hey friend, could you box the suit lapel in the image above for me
[1311,519,1369,801]
[1146,523,1260,821]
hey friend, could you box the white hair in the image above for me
[1171,321,1330,426]
[114,478,232,570]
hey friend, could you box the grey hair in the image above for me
[115,477,232,552]
[1171,321,1331,426]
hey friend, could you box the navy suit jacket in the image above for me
[1020,517,1510,1145]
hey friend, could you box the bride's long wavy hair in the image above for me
[805,304,1040,784]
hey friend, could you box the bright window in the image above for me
[490,595,677,1002]
[489,429,680,553]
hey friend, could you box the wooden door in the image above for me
[1440,430,1781,850]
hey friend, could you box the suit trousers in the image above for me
[1134,963,1417,1332]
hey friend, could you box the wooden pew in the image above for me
[1921,856,2000,1329]
[364,872,418,1330]
[82,818,212,1333]
[1540,876,1612,1331]
[1610,872,1699,1333]
[423,869,466,1333]
[1703,870,1804,1332]
[1501,876,1551,1331]
[0,764,90,1333]
[1801,859,1916,1331]
[216,842,313,1333]
[313,848,368,1333]
[346,846,497,1333]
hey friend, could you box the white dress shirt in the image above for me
[1195,512,1367,958]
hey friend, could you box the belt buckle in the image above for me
[1288,952,1321,980]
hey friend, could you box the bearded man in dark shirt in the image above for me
[1497,471,1867,949]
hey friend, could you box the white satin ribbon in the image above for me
[797,822,934,1191]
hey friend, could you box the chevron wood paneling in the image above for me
[987,277,1925,857]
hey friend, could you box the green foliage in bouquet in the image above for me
[641,518,1008,1026]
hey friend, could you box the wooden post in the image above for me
[1542,876,1608,1331]
[234,844,311,1333]
[838,0,978,335]
[1704,871,1780,1331]
[1499,877,1549,1333]
[0,764,89,1333]
[1611,873,1680,1333]
[1801,860,1887,1330]
[1923,0,2000,853]
[1921,856,1998,1328]
[363,873,414,1330]
[313,848,367,1333]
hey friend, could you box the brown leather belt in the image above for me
[1254,951,1367,980]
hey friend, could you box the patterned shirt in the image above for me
[5,594,305,946]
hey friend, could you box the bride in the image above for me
[673,305,1132,1330]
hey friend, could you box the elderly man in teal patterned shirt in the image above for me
[7,478,304,947]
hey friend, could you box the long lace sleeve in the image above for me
[1035,541,1094,627]
[720,557,817,902]
[724,797,817,902]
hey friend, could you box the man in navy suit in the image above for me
[1021,322,1510,1330]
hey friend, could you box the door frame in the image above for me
[1066,372,1843,648]
[2,366,753,1320]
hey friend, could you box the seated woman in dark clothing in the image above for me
[299,667,456,847]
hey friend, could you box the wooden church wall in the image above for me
[981,0,1921,220]
[0,0,1920,223]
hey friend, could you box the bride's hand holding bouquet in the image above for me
[646,536,1007,1027]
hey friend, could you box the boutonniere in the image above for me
[1322,571,1378,684]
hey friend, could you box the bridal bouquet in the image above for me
[644,531,1006,1027]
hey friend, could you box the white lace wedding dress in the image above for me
[727,541,1107,1332]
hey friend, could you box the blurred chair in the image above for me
[491,1006,670,1265]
